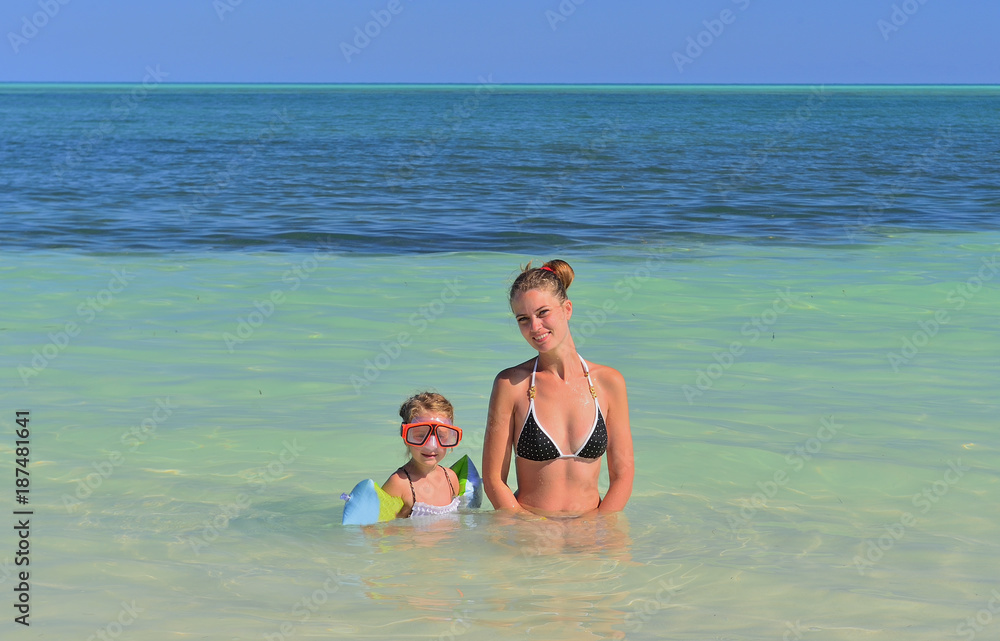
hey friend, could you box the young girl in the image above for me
[382,392,463,518]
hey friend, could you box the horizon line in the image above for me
[1,81,998,88]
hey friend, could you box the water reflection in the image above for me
[349,512,646,639]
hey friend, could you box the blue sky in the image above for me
[2,0,997,84]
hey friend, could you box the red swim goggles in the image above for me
[400,421,463,448]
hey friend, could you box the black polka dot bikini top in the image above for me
[515,355,608,461]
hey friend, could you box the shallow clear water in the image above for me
[2,231,998,639]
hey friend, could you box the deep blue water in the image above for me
[1,84,997,253]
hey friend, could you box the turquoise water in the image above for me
[2,84,998,638]
[2,231,997,639]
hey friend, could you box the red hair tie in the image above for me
[540,266,555,273]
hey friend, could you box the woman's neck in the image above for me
[536,341,581,379]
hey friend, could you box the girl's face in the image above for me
[511,288,572,353]
[406,414,451,470]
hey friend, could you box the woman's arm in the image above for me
[598,367,634,513]
[482,371,529,513]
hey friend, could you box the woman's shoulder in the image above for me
[583,359,627,390]
[489,359,534,411]
[493,359,535,387]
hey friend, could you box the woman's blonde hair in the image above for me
[508,259,575,305]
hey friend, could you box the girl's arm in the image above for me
[382,471,413,518]
[482,371,529,513]
[597,367,634,513]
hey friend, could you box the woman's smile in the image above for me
[513,289,572,353]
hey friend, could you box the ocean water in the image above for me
[1,85,998,640]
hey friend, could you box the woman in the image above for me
[483,260,634,516]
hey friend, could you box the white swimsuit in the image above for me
[402,465,459,518]
[410,496,460,517]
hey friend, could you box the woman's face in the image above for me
[511,287,573,353]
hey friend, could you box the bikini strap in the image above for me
[401,467,416,504]
[441,465,456,498]
[579,354,598,399]
[403,466,456,501]
[530,356,597,398]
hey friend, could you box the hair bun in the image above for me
[508,259,575,304]
[542,259,574,291]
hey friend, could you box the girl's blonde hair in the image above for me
[398,391,454,423]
